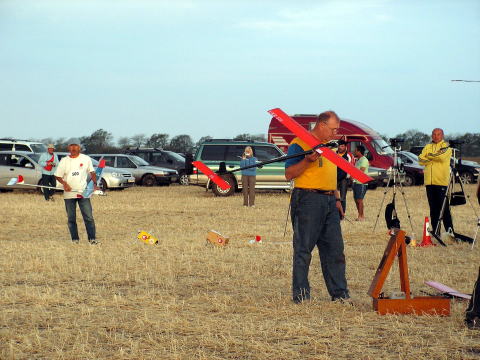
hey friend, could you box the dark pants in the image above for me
[64,198,96,241]
[241,175,256,206]
[337,178,348,214]
[426,185,453,234]
[290,188,349,302]
[41,174,56,200]
[466,267,480,325]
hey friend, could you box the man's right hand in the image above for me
[305,151,320,162]
[64,183,72,192]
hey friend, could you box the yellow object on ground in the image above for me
[137,231,158,245]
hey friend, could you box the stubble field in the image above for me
[0,184,479,359]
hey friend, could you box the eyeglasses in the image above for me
[321,122,339,132]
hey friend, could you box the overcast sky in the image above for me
[1,0,479,143]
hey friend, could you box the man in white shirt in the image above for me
[55,139,99,244]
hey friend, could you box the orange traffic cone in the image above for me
[419,216,436,247]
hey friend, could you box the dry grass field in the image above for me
[1,184,479,359]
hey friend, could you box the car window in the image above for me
[0,143,12,151]
[103,156,116,167]
[135,152,150,162]
[225,146,246,161]
[15,144,31,151]
[165,151,185,161]
[253,146,283,161]
[200,145,227,161]
[117,156,137,168]
[30,144,48,153]
[130,155,149,166]
[0,153,10,165]
[12,155,34,168]
[151,152,166,163]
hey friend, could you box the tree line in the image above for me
[38,130,267,154]
[36,128,480,156]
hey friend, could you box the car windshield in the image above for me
[372,139,394,155]
[165,151,185,161]
[130,155,150,166]
[30,144,48,153]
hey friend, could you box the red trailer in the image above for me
[268,114,394,170]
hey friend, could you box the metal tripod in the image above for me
[432,148,478,248]
[373,145,414,233]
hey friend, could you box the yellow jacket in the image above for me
[418,140,452,186]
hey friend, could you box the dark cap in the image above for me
[337,139,347,145]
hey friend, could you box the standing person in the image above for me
[465,182,480,329]
[336,140,354,214]
[38,144,59,201]
[55,139,99,244]
[418,128,453,235]
[285,110,349,304]
[240,146,257,207]
[352,145,369,221]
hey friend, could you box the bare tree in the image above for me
[130,134,147,147]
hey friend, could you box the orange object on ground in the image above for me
[419,216,435,247]
[368,229,450,315]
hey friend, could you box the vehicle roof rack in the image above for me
[0,138,39,142]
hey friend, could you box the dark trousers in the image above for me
[241,175,256,206]
[64,198,96,241]
[466,267,480,321]
[426,185,453,234]
[337,178,348,214]
[41,174,56,200]
[290,188,349,301]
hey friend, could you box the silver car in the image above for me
[0,151,135,191]
[89,154,178,186]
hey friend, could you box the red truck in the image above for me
[268,114,394,170]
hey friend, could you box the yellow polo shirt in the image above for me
[286,137,337,190]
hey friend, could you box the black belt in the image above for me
[296,188,335,195]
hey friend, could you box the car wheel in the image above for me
[37,180,45,194]
[403,174,415,186]
[142,174,156,186]
[179,172,190,186]
[211,175,236,197]
[459,172,474,184]
[100,178,108,192]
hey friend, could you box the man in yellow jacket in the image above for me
[418,128,453,235]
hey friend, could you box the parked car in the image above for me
[56,152,136,191]
[454,159,480,184]
[397,151,424,186]
[0,151,135,192]
[0,138,47,153]
[0,151,44,191]
[401,150,479,184]
[124,148,189,185]
[89,154,177,186]
[191,139,386,196]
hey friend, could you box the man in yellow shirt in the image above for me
[418,128,453,235]
[285,111,348,304]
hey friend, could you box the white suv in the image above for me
[0,138,47,153]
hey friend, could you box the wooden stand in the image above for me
[206,230,229,247]
[368,229,450,315]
